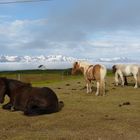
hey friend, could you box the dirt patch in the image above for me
[62,92,70,95]
[57,87,62,89]
[119,102,131,107]
[71,88,77,90]
[65,84,70,86]
[80,86,86,90]
[103,115,116,121]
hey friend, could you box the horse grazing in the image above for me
[72,61,107,96]
[112,64,140,88]
[0,77,63,116]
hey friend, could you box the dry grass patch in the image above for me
[0,76,140,139]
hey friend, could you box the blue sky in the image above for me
[0,0,140,60]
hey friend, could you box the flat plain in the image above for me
[0,70,140,140]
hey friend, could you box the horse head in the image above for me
[71,61,80,75]
[0,77,7,103]
[112,65,117,73]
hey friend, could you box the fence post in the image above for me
[17,73,21,81]
[61,71,64,80]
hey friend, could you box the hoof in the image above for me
[95,93,99,96]
[10,106,15,112]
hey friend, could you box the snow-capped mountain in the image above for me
[0,55,79,71]
[0,55,139,71]
[0,55,77,63]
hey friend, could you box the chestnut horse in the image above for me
[0,77,63,116]
[112,64,140,88]
[72,61,107,96]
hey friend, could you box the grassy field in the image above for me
[0,70,140,140]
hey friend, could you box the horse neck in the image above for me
[6,79,26,97]
[4,79,12,97]
[79,62,91,75]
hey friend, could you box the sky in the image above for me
[0,0,140,60]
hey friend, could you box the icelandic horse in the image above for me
[0,77,64,116]
[72,61,107,96]
[112,64,140,88]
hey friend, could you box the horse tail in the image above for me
[138,67,140,86]
[100,65,107,95]
[58,101,64,111]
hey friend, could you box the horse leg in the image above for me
[115,72,119,86]
[2,102,17,112]
[86,80,91,93]
[89,80,92,93]
[98,80,105,96]
[134,74,138,88]
[2,102,13,110]
[25,106,55,116]
[24,100,38,116]
[101,80,106,96]
[119,73,124,87]
[3,96,17,111]
[24,99,58,116]
[95,81,100,96]
[124,76,128,85]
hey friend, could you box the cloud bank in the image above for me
[0,0,140,60]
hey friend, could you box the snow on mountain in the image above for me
[0,55,78,71]
[0,55,139,71]
[0,55,77,63]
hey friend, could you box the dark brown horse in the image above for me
[0,77,63,116]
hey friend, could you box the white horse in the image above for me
[112,64,140,88]
[72,61,107,96]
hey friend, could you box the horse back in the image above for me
[86,64,102,81]
[93,64,102,81]
[28,87,59,106]
[14,86,59,112]
[30,87,58,100]
[116,64,139,76]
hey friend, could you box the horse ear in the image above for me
[75,62,78,64]
[73,62,78,67]
[0,78,6,103]
[112,65,116,73]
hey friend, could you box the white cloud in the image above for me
[0,16,140,60]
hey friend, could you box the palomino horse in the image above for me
[72,61,107,96]
[112,64,140,88]
[0,77,63,116]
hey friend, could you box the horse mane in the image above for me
[6,78,31,89]
[77,60,91,66]
[0,77,31,98]
[112,65,117,73]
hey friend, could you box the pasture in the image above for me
[0,70,140,140]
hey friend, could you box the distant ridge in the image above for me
[0,55,77,63]
[0,55,139,71]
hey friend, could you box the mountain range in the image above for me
[0,55,139,70]
[0,55,139,63]
[0,55,77,63]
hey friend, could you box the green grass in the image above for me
[0,69,113,85]
[0,70,140,140]
[0,69,81,85]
